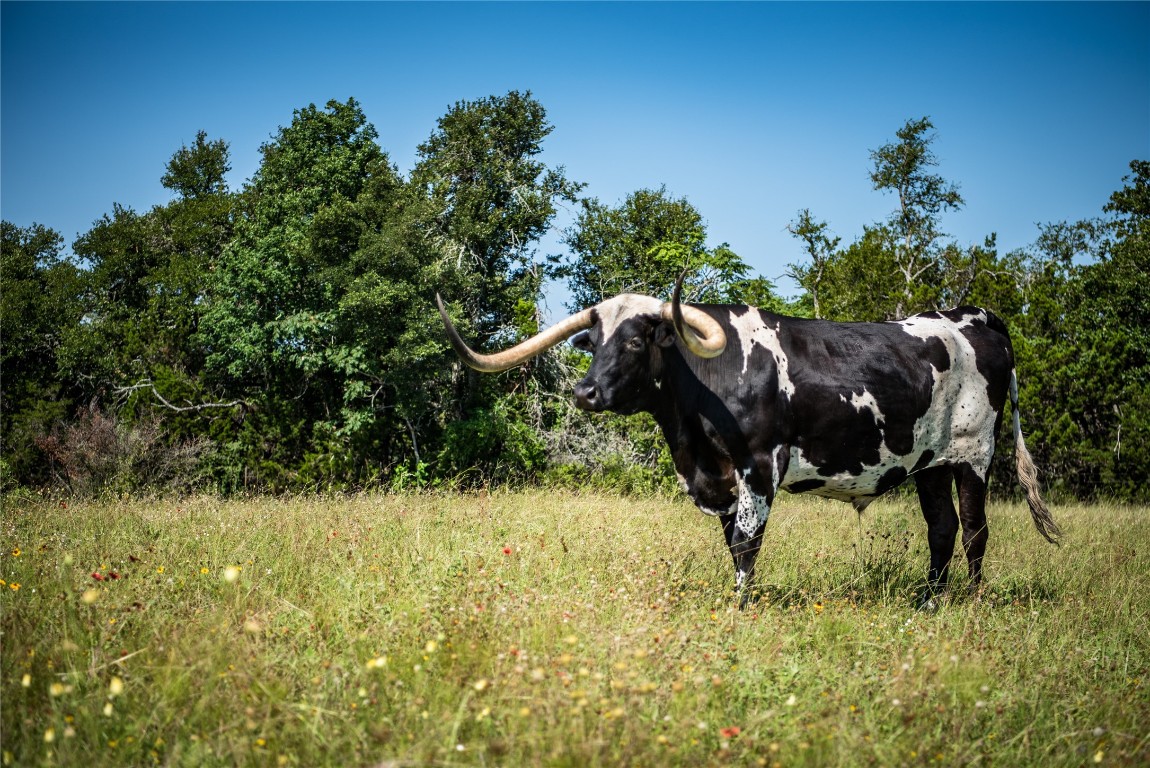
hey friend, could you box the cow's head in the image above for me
[437,278,727,414]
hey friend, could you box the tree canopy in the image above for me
[2,101,1145,501]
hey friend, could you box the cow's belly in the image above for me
[779,422,995,507]
[779,447,915,505]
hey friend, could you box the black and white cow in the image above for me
[437,281,1060,605]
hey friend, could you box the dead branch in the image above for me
[115,380,245,413]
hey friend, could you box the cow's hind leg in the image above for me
[955,464,989,591]
[914,466,959,608]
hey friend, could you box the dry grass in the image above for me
[2,490,1147,766]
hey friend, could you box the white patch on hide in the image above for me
[843,390,883,423]
[896,311,997,479]
[728,308,794,397]
[734,468,771,538]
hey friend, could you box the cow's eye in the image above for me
[627,336,644,351]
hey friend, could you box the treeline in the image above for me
[2,93,1147,500]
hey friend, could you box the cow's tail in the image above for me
[1010,370,1061,544]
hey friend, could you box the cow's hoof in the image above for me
[916,589,945,612]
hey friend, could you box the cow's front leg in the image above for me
[720,472,773,607]
[720,514,767,608]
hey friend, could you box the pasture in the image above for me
[2,491,1147,767]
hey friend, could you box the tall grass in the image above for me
[2,491,1147,766]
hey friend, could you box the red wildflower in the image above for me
[91,572,104,581]
[109,572,120,580]
[719,726,741,739]
[502,547,512,555]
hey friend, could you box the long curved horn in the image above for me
[436,294,595,373]
[660,275,727,358]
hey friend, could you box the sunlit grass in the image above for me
[2,491,1147,766]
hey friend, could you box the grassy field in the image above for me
[2,490,1147,767]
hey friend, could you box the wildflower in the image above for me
[1094,750,1104,763]
[425,640,438,653]
[21,674,31,688]
[44,728,55,743]
[200,567,209,575]
[103,702,114,716]
[814,601,824,614]
[224,566,241,583]
[8,583,18,591]
[109,676,124,697]
[49,682,68,697]
[720,726,742,739]
[10,548,20,557]
[156,567,165,574]
[91,572,105,582]
[785,694,797,706]
[81,589,100,604]
[502,547,512,555]
[473,678,489,692]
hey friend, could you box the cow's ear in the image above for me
[571,331,594,352]
[654,322,677,348]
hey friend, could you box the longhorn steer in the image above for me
[437,281,1060,606]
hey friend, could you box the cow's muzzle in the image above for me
[573,379,605,411]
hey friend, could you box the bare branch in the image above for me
[115,379,245,413]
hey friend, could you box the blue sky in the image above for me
[3,2,1147,304]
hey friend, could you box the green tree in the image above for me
[785,118,1025,323]
[412,90,583,346]
[161,130,230,199]
[0,222,85,485]
[1012,161,1150,500]
[405,92,584,484]
[198,99,394,489]
[785,209,841,319]
[870,117,965,319]
[560,186,780,308]
[66,134,235,423]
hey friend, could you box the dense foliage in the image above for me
[2,100,1146,500]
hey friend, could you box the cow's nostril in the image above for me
[574,381,599,410]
